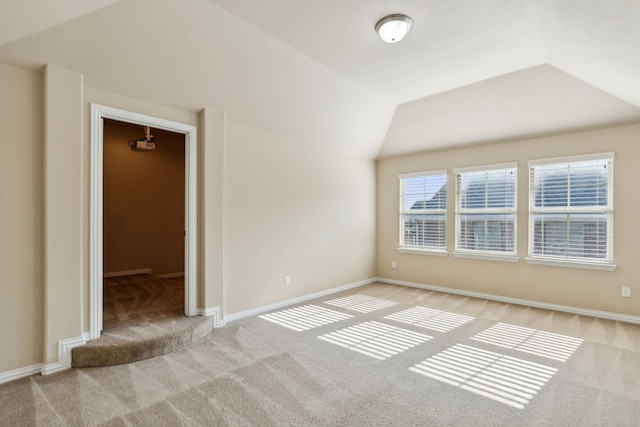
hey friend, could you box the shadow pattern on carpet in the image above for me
[3,282,640,426]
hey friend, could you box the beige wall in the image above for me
[3,58,637,378]
[43,65,84,368]
[223,122,377,315]
[0,63,44,372]
[103,120,185,276]
[377,123,640,316]
[199,109,225,311]
[0,65,377,374]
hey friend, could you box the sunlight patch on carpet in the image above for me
[470,323,583,362]
[318,321,432,360]
[411,344,557,409]
[259,305,353,331]
[385,306,474,332]
[323,294,398,313]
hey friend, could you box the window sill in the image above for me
[397,247,449,257]
[453,252,520,263]
[525,257,617,271]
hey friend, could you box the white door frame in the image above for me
[89,104,198,340]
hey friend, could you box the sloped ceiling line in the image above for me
[0,0,638,159]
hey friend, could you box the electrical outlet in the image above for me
[391,261,397,269]
[284,275,290,286]
[621,286,631,298]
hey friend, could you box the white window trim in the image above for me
[528,152,615,167]
[525,257,617,271]
[527,153,615,268]
[453,162,518,174]
[397,247,449,256]
[399,170,448,252]
[399,169,447,179]
[453,252,520,263]
[454,163,518,257]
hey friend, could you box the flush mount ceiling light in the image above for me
[375,14,412,43]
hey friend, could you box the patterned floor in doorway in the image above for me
[72,274,213,368]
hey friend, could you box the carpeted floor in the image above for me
[103,273,186,324]
[3,282,640,426]
[72,274,213,368]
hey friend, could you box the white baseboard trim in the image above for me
[41,362,67,376]
[103,268,152,278]
[198,306,226,328]
[223,278,376,324]
[58,334,87,369]
[377,277,640,325]
[157,272,185,279]
[41,333,89,376]
[0,363,42,385]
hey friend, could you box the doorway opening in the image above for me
[90,104,198,340]
[102,119,185,327]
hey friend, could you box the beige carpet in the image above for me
[3,282,640,426]
[102,273,186,324]
[72,274,213,368]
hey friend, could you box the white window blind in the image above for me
[455,164,517,256]
[399,171,447,251]
[528,153,614,264]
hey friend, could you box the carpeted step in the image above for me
[71,315,214,368]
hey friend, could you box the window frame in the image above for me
[453,162,519,262]
[526,152,616,271]
[398,170,448,256]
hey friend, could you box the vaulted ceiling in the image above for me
[1,0,639,158]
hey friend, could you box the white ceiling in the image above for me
[1,0,639,159]
[210,0,548,105]
[381,64,640,157]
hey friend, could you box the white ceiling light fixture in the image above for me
[375,14,412,43]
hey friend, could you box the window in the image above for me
[527,153,614,270]
[454,163,517,260]
[399,171,447,253]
